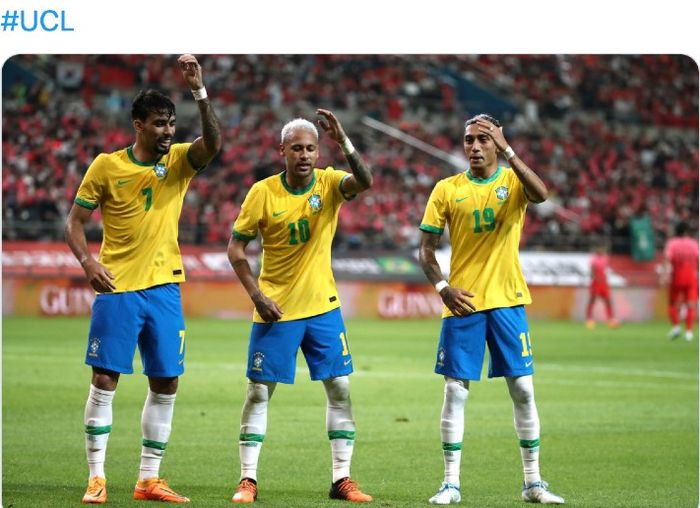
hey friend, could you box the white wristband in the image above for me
[340,137,355,155]
[191,86,208,101]
[502,145,516,161]
[435,280,449,293]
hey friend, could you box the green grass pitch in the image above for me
[2,317,698,507]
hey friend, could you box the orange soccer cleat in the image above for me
[232,478,258,503]
[133,478,190,503]
[82,476,107,504]
[329,477,373,502]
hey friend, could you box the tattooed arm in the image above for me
[316,108,373,194]
[419,230,476,315]
[178,54,222,169]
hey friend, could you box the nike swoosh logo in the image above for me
[272,210,287,217]
[343,359,352,366]
[456,196,469,203]
[525,360,533,368]
[116,179,132,187]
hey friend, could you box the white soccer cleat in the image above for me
[521,480,565,504]
[685,330,693,341]
[668,325,681,340]
[429,482,461,504]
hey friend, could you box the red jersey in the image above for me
[664,237,699,285]
[590,253,609,287]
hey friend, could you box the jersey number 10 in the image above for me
[288,219,311,245]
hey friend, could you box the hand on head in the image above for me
[475,119,508,152]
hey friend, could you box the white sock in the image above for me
[507,375,541,485]
[138,389,176,481]
[84,384,115,479]
[239,381,274,482]
[441,378,468,486]
[323,376,355,483]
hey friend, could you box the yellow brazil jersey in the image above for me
[420,166,532,317]
[75,143,197,293]
[233,167,352,323]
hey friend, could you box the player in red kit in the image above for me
[662,222,699,341]
[585,244,618,329]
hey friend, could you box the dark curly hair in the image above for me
[131,89,175,121]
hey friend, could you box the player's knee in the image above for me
[324,375,350,403]
[247,381,272,404]
[444,378,468,403]
[508,377,535,405]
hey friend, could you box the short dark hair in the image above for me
[131,89,175,121]
[464,113,501,130]
[675,221,690,236]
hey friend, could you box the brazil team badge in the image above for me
[153,162,168,178]
[308,193,322,214]
[437,347,446,367]
[252,351,264,372]
[495,186,509,201]
[88,337,100,358]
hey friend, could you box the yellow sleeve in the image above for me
[507,167,529,206]
[232,183,265,241]
[74,154,107,210]
[323,166,353,201]
[419,180,447,234]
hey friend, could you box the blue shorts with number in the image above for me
[435,305,533,381]
[85,283,186,377]
[247,307,352,384]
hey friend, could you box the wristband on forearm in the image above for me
[502,145,516,161]
[191,86,208,101]
[340,137,355,155]
[435,280,449,293]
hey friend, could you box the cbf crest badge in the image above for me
[437,347,446,367]
[88,337,100,358]
[308,193,322,214]
[495,186,509,201]
[153,162,168,179]
[252,352,264,372]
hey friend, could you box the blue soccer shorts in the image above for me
[435,305,534,381]
[85,283,186,377]
[247,307,353,384]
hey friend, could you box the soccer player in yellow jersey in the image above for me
[65,54,221,504]
[419,114,565,505]
[227,110,373,504]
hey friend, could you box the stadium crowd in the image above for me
[3,54,698,253]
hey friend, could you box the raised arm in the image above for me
[477,119,548,203]
[419,230,475,315]
[316,108,373,195]
[227,236,283,322]
[178,54,222,169]
[65,204,115,293]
